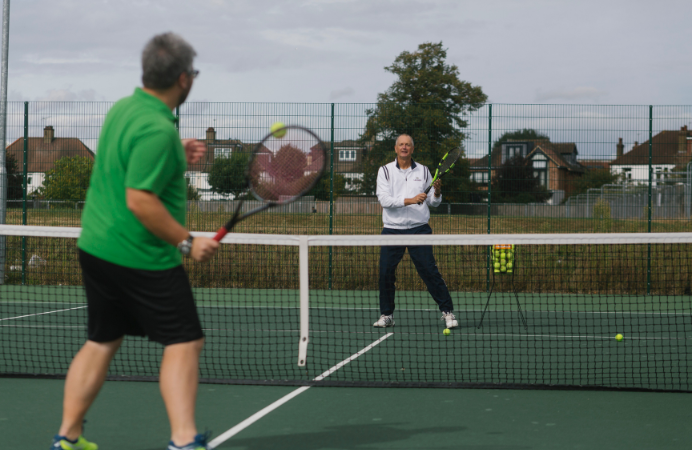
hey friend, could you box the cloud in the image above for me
[329,87,355,100]
[36,89,101,101]
[535,87,608,103]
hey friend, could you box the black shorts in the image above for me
[79,249,204,346]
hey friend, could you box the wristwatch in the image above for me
[177,235,194,255]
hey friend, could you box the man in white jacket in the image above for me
[374,134,458,329]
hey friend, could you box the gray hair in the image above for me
[396,134,414,147]
[141,33,197,90]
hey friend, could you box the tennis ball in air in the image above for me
[270,122,287,138]
[615,333,623,342]
[443,328,451,336]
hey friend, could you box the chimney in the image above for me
[634,141,638,149]
[616,137,624,158]
[206,127,216,142]
[43,125,54,144]
[679,126,688,154]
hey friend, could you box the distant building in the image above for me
[610,126,692,185]
[333,140,366,191]
[186,127,246,200]
[5,126,94,194]
[469,140,584,204]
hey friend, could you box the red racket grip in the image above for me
[213,227,228,242]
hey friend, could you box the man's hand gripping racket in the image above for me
[213,125,327,241]
[418,147,462,204]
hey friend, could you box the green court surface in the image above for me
[2,284,692,390]
[0,377,690,449]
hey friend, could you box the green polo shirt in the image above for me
[78,88,187,270]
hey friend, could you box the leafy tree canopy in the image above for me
[186,178,200,201]
[493,128,550,152]
[571,168,621,197]
[208,151,251,197]
[5,153,23,201]
[356,42,487,203]
[37,156,93,202]
[308,172,346,201]
[491,156,552,204]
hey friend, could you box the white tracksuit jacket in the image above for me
[376,159,441,229]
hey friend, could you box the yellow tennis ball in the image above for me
[270,122,287,138]
[615,333,623,342]
[443,328,451,336]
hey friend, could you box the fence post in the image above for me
[328,103,334,290]
[175,106,179,132]
[486,104,492,292]
[21,101,27,284]
[647,105,652,295]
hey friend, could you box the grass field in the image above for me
[3,229,692,295]
[5,209,692,234]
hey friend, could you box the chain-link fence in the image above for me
[3,102,692,235]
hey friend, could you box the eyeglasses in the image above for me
[188,69,200,79]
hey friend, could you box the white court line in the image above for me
[208,332,393,449]
[0,305,87,322]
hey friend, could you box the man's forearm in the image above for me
[126,188,188,247]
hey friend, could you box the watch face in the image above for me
[178,238,193,255]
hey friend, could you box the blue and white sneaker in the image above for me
[168,432,211,450]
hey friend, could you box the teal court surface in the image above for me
[2,285,692,448]
[1,377,691,449]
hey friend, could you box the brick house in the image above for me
[5,126,94,195]
[469,140,584,204]
[610,126,692,185]
[186,127,247,199]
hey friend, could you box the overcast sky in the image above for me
[4,0,691,105]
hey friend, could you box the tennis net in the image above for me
[1,225,691,391]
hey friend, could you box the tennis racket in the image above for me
[423,147,462,195]
[212,125,327,241]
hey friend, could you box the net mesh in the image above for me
[1,226,691,391]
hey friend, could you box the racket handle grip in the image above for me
[424,185,432,195]
[213,227,228,242]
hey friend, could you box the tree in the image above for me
[208,151,250,197]
[571,168,621,198]
[491,156,552,203]
[307,172,346,201]
[5,153,23,201]
[186,178,200,201]
[493,128,550,153]
[37,156,93,203]
[355,42,487,203]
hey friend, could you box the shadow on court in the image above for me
[211,424,482,450]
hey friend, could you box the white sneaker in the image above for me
[441,311,458,329]
[373,314,395,328]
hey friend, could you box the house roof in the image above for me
[469,155,490,169]
[529,142,584,173]
[469,141,583,172]
[580,160,611,170]
[5,137,94,172]
[610,128,692,166]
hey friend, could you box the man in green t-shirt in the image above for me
[50,33,219,450]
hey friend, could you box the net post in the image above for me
[297,235,309,367]
[647,105,653,295]
[21,101,26,284]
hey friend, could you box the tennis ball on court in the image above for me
[443,328,451,336]
[270,122,287,138]
[615,333,623,342]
